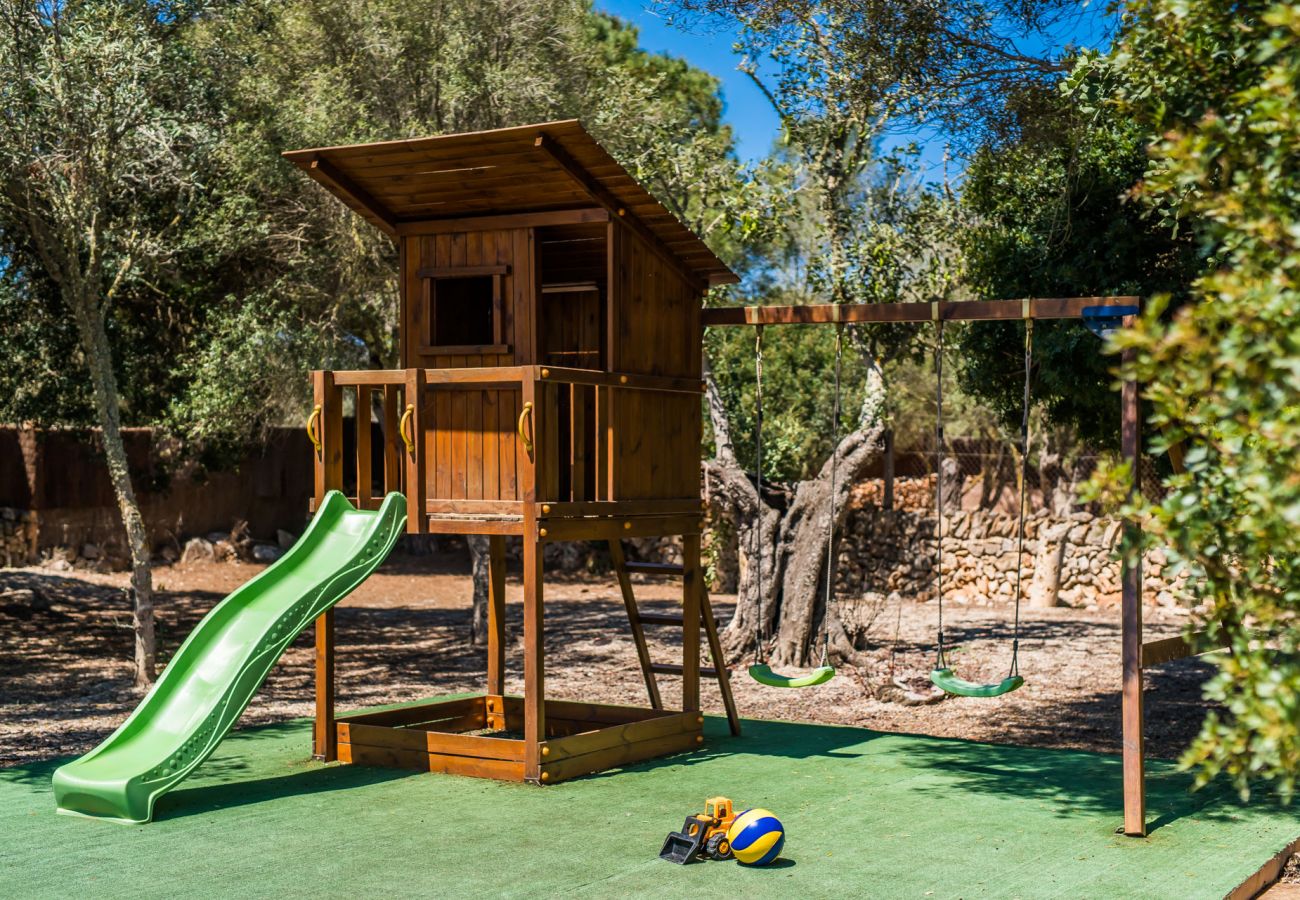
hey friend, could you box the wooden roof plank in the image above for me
[282,120,737,284]
[306,155,398,237]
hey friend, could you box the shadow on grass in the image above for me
[590,716,1271,836]
[0,720,416,822]
[155,759,413,822]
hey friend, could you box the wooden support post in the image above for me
[313,608,336,761]
[522,520,546,782]
[312,371,344,506]
[403,369,426,533]
[1120,338,1145,837]
[882,428,895,510]
[681,534,702,715]
[486,534,507,728]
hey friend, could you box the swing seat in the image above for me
[748,663,836,688]
[929,667,1024,698]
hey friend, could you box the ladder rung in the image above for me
[637,612,693,627]
[650,662,719,678]
[623,561,685,576]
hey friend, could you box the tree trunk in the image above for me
[1029,522,1069,609]
[68,292,156,687]
[468,535,491,646]
[712,356,887,668]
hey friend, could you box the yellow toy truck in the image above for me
[659,796,738,864]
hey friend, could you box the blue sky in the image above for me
[595,1,1116,171]
[597,0,782,161]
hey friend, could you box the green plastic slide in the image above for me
[52,491,406,825]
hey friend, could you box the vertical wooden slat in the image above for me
[451,357,468,498]
[522,518,545,782]
[468,387,484,500]
[1121,335,1145,837]
[487,534,507,728]
[383,384,401,495]
[356,386,373,509]
[596,385,611,501]
[313,609,336,761]
[681,533,702,714]
[571,384,588,501]
[483,387,500,500]
[404,368,426,533]
[397,239,408,369]
[607,221,619,373]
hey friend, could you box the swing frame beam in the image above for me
[702,295,1154,837]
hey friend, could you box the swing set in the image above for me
[708,294,1206,836]
[708,297,1138,696]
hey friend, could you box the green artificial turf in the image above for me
[3,709,1297,899]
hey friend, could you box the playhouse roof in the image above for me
[282,120,738,287]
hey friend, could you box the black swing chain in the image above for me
[1010,318,1033,678]
[934,320,946,670]
[821,323,844,668]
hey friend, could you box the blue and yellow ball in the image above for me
[726,808,785,866]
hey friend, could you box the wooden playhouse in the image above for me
[282,121,740,784]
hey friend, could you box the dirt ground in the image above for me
[0,547,1217,769]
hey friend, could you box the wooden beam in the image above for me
[522,516,545,782]
[701,297,1141,327]
[487,535,506,705]
[403,368,426,534]
[416,265,509,279]
[308,155,398,237]
[536,514,704,542]
[313,610,336,761]
[1141,629,1232,666]
[1120,332,1146,838]
[681,534,702,714]
[394,208,609,236]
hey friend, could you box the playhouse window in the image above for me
[418,266,508,352]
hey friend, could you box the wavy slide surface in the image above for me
[52,491,406,824]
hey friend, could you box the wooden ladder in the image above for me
[608,540,741,736]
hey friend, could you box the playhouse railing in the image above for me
[309,366,702,532]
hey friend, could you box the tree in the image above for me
[0,1,214,685]
[668,1,970,668]
[1086,0,1300,800]
[954,81,1201,448]
[655,0,1111,144]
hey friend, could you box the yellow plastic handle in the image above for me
[517,401,535,460]
[399,403,415,456]
[306,405,323,457]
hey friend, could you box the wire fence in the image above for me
[855,438,1167,514]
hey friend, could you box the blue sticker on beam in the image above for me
[1081,305,1140,340]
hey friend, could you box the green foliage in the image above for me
[0,0,221,428]
[956,81,1201,446]
[658,0,1101,143]
[0,0,747,466]
[1094,0,1300,799]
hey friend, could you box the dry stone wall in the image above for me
[833,504,1183,610]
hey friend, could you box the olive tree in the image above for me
[0,0,213,685]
